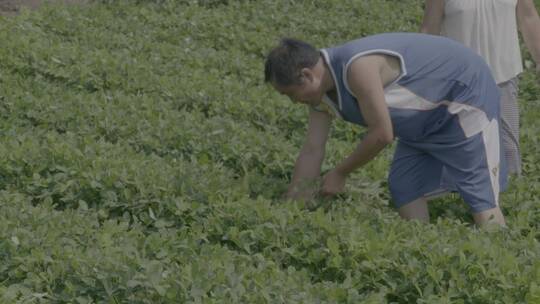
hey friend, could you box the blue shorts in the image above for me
[388,119,508,213]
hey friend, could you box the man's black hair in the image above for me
[264,38,320,86]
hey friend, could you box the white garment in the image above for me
[441,0,523,84]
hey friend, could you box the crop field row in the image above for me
[1,0,540,303]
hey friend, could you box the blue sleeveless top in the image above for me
[318,33,500,143]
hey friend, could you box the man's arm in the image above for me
[320,55,395,197]
[332,56,394,178]
[517,0,540,73]
[420,0,445,35]
[285,108,332,200]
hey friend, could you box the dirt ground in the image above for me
[0,0,87,16]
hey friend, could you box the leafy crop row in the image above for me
[0,0,539,303]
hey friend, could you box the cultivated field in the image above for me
[1,0,540,303]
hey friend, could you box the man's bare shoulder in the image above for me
[347,54,402,87]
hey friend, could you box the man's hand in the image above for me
[284,178,320,202]
[320,169,347,197]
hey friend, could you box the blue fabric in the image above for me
[321,32,501,141]
[320,33,507,211]
[389,130,507,213]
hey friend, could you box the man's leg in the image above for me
[472,207,506,226]
[441,119,507,227]
[389,141,442,223]
[398,197,429,222]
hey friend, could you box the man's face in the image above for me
[272,69,322,107]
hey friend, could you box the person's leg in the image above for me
[498,78,521,176]
[472,207,506,226]
[438,119,507,227]
[389,141,443,222]
[472,119,507,227]
[398,197,429,222]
